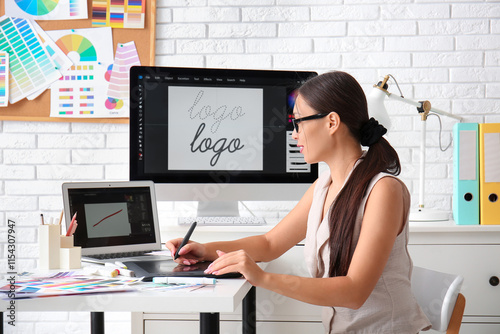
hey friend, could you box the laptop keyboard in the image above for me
[86,251,148,260]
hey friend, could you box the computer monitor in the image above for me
[129,66,319,217]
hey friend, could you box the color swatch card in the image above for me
[27,20,74,101]
[32,21,73,74]
[5,0,88,21]
[0,273,142,299]
[105,41,141,116]
[0,52,9,107]
[52,63,102,116]
[92,0,145,29]
[47,27,116,117]
[0,16,61,104]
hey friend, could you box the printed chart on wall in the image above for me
[168,86,264,171]
[5,0,88,20]
[47,27,121,118]
[0,16,62,104]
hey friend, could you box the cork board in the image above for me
[0,0,156,123]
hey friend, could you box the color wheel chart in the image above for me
[6,0,88,20]
[15,0,60,16]
[48,27,114,117]
[56,34,98,62]
[0,16,61,104]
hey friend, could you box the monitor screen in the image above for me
[129,66,319,212]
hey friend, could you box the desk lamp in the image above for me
[366,74,463,222]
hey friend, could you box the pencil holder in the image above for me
[38,224,60,270]
[59,235,81,269]
[60,235,74,248]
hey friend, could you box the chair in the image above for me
[411,266,466,334]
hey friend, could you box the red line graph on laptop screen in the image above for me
[93,209,124,227]
[84,203,130,238]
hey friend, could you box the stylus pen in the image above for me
[174,221,197,260]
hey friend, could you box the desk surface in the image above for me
[1,277,252,314]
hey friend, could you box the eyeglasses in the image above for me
[292,112,331,132]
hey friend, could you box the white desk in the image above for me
[159,222,500,334]
[0,277,257,334]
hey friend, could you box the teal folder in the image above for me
[453,123,480,225]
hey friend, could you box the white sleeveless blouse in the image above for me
[304,170,431,334]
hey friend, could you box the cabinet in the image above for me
[409,223,500,333]
[134,222,500,333]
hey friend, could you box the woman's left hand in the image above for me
[204,249,266,286]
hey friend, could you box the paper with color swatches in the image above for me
[0,52,9,107]
[0,16,61,104]
[92,0,145,29]
[47,27,115,117]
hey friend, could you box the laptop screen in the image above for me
[62,181,161,256]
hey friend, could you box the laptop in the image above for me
[62,181,167,264]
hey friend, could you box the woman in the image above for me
[166,71,431,333]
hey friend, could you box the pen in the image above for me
[152,277,216,285]
[40,213,45,225]
[174,221,197,260]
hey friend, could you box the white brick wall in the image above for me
[2,1,499,332]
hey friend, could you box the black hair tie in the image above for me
[360,118,387,147]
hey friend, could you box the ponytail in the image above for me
[327,137,400,277]
[297,71,401,278]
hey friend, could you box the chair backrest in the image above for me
[411,266,464,332]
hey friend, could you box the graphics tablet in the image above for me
[124,260,242,281]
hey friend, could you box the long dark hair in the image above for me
[298,71,401,277]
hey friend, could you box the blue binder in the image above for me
[453,123,480,225]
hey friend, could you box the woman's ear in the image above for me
[328,112,341,133]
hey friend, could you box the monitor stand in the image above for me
[177,201,266,225]
[197,201,239,217]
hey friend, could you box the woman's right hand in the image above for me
[165,238,206,265]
